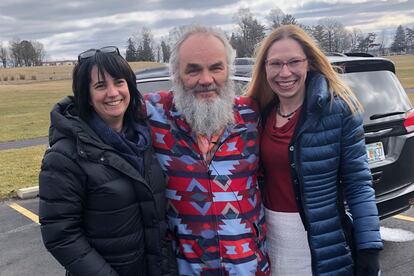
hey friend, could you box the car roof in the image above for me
[135,63,253,79]
[327,56,395,73]
[136,55,396,80]
[135,65,169,79]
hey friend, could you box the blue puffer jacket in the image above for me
[286,72,383,275]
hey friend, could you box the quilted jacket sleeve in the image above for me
[39,148,119,276]
[339,107,383,251]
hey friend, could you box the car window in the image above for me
[237,59,248,65]
[137,79,172,94]
[235,58,254,66]
[341,70,412,123]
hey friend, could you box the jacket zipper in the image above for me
[289,108,318,274]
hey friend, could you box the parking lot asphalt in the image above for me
[1,197,414,276]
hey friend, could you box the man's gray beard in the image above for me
[173,79,235,138]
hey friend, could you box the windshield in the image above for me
[340,71,412,123]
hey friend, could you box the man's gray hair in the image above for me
[169,25,236,85]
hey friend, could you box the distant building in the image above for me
[42,60,76,66]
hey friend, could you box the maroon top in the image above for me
[260,107,301,212]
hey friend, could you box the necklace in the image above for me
[277,105,301,119]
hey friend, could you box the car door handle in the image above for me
[365,128,393,138]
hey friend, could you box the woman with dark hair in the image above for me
[39,46,177,276]
[247,25,382,275]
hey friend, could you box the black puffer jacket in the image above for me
[39,96,177,276]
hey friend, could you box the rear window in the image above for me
[341,70,412,123]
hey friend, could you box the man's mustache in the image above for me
[189,84,219,94]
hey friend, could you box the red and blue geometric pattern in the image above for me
[145,91,270,275]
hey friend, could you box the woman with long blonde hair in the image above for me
[247,25,382,275]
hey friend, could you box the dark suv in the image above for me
[136,54,414,219]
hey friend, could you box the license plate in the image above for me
[366,142,385,163]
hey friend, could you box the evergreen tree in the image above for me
[391,25,406,53]
[310,25,327,49]
[405,27,414,54]
[125,37,137,61]
[137,27,155,61]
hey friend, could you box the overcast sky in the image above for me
[1,0,413,61]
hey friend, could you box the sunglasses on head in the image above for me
[77,46,120,63]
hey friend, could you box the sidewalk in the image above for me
[0,136,48,151]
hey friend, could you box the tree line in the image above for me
[122,7,414,63]
[0,7,413,67]
[0,39,45,68]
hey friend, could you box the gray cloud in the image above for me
[0,0,413,60]
[295,0,414,25]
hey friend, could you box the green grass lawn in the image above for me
[408,94,414,104]
[0,145,47,199]
[0,80,71,142]
[385,55,414,89]
[0,57,413,201]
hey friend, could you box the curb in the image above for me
[16,186,39,199]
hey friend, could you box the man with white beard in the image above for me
[144,25,269,276]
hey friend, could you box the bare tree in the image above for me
[231,8,265,57]
[32,41,45,66]
[168,25,188,46]
[160,39,170,62]
[0,43,7,68]
[267,8,284,29]
[316,18,351,53]
[266,8,298,30]
[281,14,297,25]
[10,38,22,67]
[9,39,45,67]
[357,32,376,53]
[350,28,362,52]
[155,44,161,62]
[377,29,387,55]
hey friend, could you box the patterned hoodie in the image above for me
[144,91,269,276]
